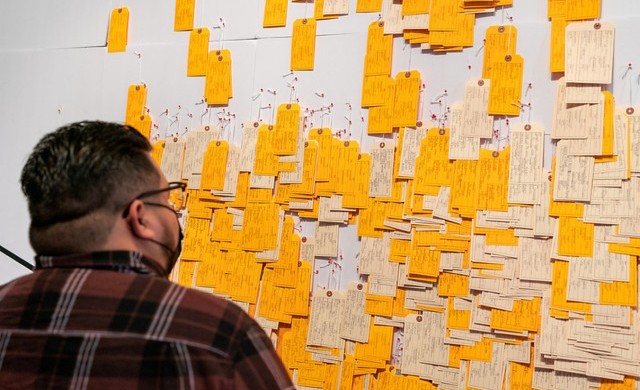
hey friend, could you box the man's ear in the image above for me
[125,200,156,240]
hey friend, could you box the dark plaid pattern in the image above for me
[0,251,293,389]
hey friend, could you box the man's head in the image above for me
[20,121,163,256]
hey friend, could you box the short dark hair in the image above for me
[20,121,160,254]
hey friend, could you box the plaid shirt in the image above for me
[0,251,294,389]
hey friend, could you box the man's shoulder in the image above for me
[160,283,263,356]
[173,283,253,324]
[167,281,257,333]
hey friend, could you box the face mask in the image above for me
[148,215,183,277]
[165,223,183,276]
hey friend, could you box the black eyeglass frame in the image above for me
[122,181,187,218]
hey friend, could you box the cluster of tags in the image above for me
[131,96,640,390]
[266,0,512,54]
[112,0,640,389]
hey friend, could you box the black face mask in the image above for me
[147,213,184,277]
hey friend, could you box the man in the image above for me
[0,121,294,389]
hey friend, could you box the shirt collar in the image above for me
[35,250,166,277]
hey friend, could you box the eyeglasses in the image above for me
[122,181,187,218]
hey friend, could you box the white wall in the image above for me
[2,0,640,286]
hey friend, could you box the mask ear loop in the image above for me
[162,211,184,278]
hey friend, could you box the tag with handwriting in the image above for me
[550,17,568,73]
[263,0,288,28]
[273,103,301,156]
[174,0,195,31]
[428,0,459,32]
[201,140,229,190]
[314,0,340,20]
[402,0,430,15]
[308,128,333,181]
[476,147,510,212]
[414,128,455,192]
[187,28,210,76]
[125,84,147,129]
[362,75,393,107]
[364,21,393,76]
[356,0,383,13]
[392,71,421,127]
[254,124,279,176]
[566,0,600,20]
[107,8,129,53]
[565,21,614,84]
[160,137,186,183]
[488,54,524,116]
[204,49,233,105]
[508,123,544,204]
[291,18,317,71]
[324,0,349,15]
[448,102,480,160]
[128,114,152,140]
[369,141,395,198]
[462,79,493,138]
[482,25,518,79]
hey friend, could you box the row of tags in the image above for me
[114,9,614,139]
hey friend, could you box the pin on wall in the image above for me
[228,111,238,144]
[308,108,314,129]
[133,51,144,85]
[57,105,63,126]
[503,117,511,147]
[215,109,227,140]
[282,72,298,103]
[251,88,264,121]
[302,112,309,134]
[159,108,171,138]
[475,39,486,58]
[491,117,510,155]
[344,102,353,139]
[311,91,326,130]
[523,83,534,124]
[266,89,277,124]
[418,83,427,124]
[359,112,366,147]
[218,109,236,143]
[503,13,515,54]
[171,114,181,138]
[318,254,343,291]
[318,104,331,130]
[404,42,413,71]
[177,104,192,135]
[501,7,514,25]
[212,18,226,50]
[430,90,449,129]
[196,98,207,124]
[198,0,206,27]
[151,123,160,142]
[166,107,181,138]
[259,103,272,123]
[621,63,635,109]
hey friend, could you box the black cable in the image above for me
[0,244,34,271]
